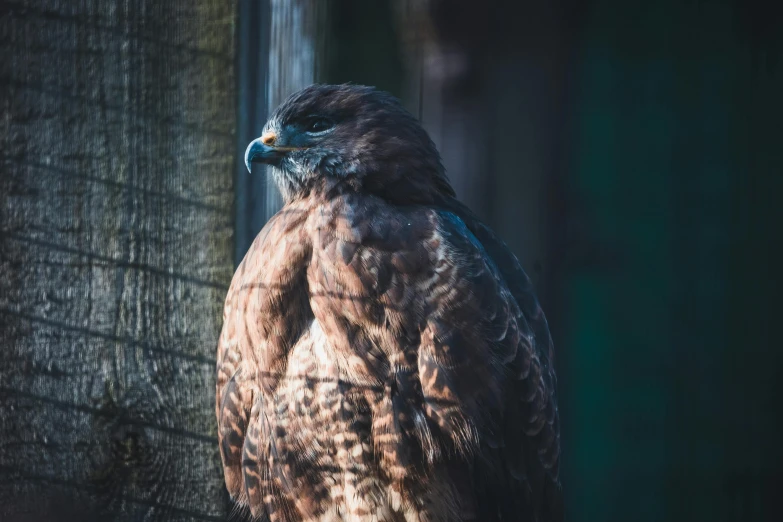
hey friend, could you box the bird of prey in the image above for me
[217,84,561,522]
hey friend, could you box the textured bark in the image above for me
[0,1,236,521]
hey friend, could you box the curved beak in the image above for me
[244,133,303,172]
[244,138,278,172]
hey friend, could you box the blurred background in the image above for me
[2,0,782,521]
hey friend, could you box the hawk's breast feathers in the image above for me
[217,191,561,521]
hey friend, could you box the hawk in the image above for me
[217,84,561,522]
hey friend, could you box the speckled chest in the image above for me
[257,196,460,521]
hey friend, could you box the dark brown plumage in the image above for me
[217,84,561,521]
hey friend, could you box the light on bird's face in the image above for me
[244,117,337,174]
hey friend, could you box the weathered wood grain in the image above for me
[0,1,236,520]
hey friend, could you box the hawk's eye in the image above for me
[302,117,334,134]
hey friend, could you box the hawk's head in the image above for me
[245,84,454,203]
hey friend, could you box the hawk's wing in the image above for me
[441,200,562,522]
[424,208,561,522]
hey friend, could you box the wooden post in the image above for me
[0,1,236,520]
